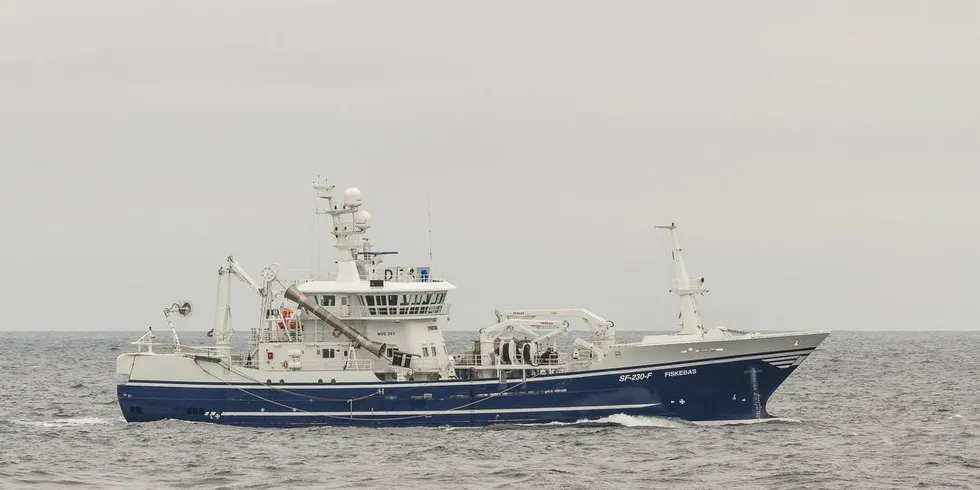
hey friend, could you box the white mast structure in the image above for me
[655,223,708,337]
[314,181,375,283]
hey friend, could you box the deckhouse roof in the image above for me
[297,280,457,294]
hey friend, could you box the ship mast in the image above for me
[314,180,375,282]
[655,223,708,337]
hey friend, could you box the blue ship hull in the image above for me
[118,347,813,427]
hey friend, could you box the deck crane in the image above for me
[485,308,616,363]
[212,256,280,348]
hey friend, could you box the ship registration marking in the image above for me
[619,368,698,382]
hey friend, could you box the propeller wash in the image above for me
[116,179,829,427]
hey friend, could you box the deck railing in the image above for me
[229,356,374,372]
[452,352,573,369]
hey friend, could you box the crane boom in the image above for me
[493,308,616,349]
[219,256,266,296]
[212,256,279,346]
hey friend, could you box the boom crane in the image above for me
[212,256,280,349]
[493,308,616,350]
[220,256,267,296]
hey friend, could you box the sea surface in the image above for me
[1,330,978,489]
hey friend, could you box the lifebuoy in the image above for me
[281,360,289,369]
[332,328,342,338]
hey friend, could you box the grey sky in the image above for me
[2,1,978,332]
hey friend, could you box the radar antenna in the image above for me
[427,196,433,262]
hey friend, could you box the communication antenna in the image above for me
[427,196,433,261]
[312,175,320,278]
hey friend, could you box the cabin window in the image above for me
[422,347,431,357]
[322,349,336,359]
[362,295,376,315]
[340,296,348,306]
[320,295,335,307]
[350,292,448,315]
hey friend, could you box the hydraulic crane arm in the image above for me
[212,256,280,345]
[493,308,615,348]
[218,256,267,297]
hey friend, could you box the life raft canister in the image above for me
[277,307,298,329]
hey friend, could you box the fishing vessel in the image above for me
[116,179,829,427]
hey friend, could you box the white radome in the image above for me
[355,210,372,229]
[343,187,362,207]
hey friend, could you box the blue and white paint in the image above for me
[118,347,815,427]
[115,180,830,428]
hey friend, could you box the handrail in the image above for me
[453,352,572,369]
[228,357,374,371]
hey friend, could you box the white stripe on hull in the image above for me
[763,353,809,369]
[223,402,660,417]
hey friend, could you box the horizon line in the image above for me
[2,329,978,333]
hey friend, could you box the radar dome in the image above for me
[354,209,372,229]
[343,187,362,207]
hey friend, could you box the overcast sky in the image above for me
[1,1,978,333]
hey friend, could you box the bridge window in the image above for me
[362,295,376,315]
[320,295,335,307]
[356,292,448,315]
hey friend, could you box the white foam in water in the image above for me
[498,413,688,428]
[482,413,797,429]
[692,417,802,426]
[15,417,114,428]
[575,413,690,428]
